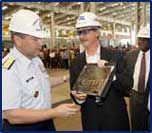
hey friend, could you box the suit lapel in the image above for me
[79,52,87,70]
[100,47,117,66]
[100,47,110,61]
[132,50,140,67]
[145,74,150,94]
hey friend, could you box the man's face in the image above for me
[14,34,43,59]
[138,37,150,52]
[77,27,98,48]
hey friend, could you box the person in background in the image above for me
[2,48,10,58]
[62,48,70,69]
[2,9,79,131]
[49,49,56,68]
[123,25,150,130]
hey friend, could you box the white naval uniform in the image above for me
[2,47,51,111]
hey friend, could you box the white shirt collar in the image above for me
[132,49,150,91]
[85,44,100,57]
[12,47,33,70]
[139,49,150,57]
[85,44,100,63]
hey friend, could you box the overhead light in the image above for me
[9,3,15,5]
[54,2,59,6]
[66,17,70,20]
[35,11,39,14]
[2,6,8,10]
[112,12,116,15]
[77,2,81,5]
[56,11,60,13]
[111,3,119,7]
[99,7,106,11]
[47,14,51,17]
[5,32,9,35]
[4,16,11,20]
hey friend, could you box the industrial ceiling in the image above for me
[2,2,150,33]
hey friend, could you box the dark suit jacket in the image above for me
[124,50,150,131]
[70,46,131,101]
[123,50,150,95]
[70,46,130,130]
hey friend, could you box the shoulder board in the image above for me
[2,56,15,70]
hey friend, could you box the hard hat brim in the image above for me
[11,29,45,38]
[137,35,150,38]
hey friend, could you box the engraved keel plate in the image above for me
[73,64,115,97]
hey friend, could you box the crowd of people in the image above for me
[38,45,80,69]
[2,44,138,69]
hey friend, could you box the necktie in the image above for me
[138,53,146,93]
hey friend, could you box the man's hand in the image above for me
[54,103,79,117]
[97,60,108,68]
[3,104,80,124]
[71,90,87,101]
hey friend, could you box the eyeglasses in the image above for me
[77,28,97,36]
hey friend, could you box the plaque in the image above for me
[73,64,115,97]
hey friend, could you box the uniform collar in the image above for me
[12,47,33,70]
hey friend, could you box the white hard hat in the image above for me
[137,25,150,38]
[9,9,44,38]
[76,12,101,29]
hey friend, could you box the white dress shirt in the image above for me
[148,94,150,111]
[132,50,150,91]
[85,45,100,64]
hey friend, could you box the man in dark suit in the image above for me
[70,12,130,131]
[124,25,150,131]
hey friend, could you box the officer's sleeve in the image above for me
[2,70,22,110]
